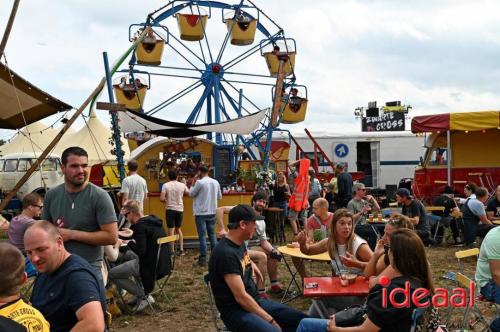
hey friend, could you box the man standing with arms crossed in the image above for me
[189,165,222,267]
[42,146,118,281]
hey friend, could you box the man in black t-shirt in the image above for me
[336,163,353,208]
[433,186,463,245]
[487,185,500,221]
[209,204,307,332]
[394,188,432,245]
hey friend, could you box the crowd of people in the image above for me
[1,148,499,331]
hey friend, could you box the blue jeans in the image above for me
[221,298,308,332]
[195,214,216,257]
[296,318,328,332]
[272,201,288,219]
[481,281,500,332]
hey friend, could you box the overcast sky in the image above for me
[1,0,500,142]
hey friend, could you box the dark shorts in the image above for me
[166,209,183,228]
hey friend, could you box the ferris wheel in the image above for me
[111,0,309,169]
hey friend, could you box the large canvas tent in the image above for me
[411,110,500,133]
[54,110,130,165]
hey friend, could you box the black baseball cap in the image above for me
[229,204,262,225]
[396,188,411,198]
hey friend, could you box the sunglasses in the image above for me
[33,205,44,209]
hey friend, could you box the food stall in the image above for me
[130,136,252,240]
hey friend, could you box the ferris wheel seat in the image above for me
[263,52,296,77]
[113,85,147,110]
[136,40,165,65]
[281,98,308,124]
[176,14,208,41]
[225,18,257,46]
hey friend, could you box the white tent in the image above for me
[54,111,130,165]
[0,121,60,155]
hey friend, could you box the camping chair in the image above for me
[410,307,426,332]
[442,248,480,283]
[203,273,231,332]
[456,272,494,331]
[153,234,179,302]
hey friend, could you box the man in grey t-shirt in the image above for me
[42,147,118,280]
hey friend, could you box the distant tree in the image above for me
[0,139,5,146]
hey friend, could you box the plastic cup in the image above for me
[368,214,374,223]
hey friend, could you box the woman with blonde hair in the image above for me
[298,209,373,316]
[364,215,414,286]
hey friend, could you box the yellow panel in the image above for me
[102,165,122,187]
[450,111,499,131]
[281,99,308,124]
[455,272,472,289]
[451,129,500,167]
[145,193,252,239]
[455,248,479,259]
[263,52,296,77]
[113,86,147,110]
[136,40,165,65]
[226,19,257,46]
[176,14,208,41]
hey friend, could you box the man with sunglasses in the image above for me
[347,183,381,249]
[393,188,431,245]
[7,192,44,277]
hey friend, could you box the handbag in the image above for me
[334,304,367,327]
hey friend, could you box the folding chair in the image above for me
[456,272,493,331]
[203,273,231,332]
[442,248,480,283]
[153,234,179,302]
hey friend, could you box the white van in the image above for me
[0,152,64,199]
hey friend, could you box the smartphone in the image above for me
[305,282,318,289]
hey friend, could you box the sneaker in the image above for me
[133,298,150,312]
[177,250,186,256]
[194,256,207,267]
[147,295,155,304]
[269,284,284,294]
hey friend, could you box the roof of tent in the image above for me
[54,110,130,164]
[411,110,500,133]
[0,62,72,129]
[0,121,63,155]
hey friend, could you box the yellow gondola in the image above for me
[225,18,257,45]
[281,96,308,124]
[176,14,208,41]
[136,39,165,65]
[263,51,296,77]
[113,81,148,110]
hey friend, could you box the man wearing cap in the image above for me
[432,186,463,246]
[393,188,431,245]
[209,204,307,332]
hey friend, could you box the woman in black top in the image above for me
[296,229,433,332]
[271,172,290,219]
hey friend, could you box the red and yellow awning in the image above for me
[411,110,500,133]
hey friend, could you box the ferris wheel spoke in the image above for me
[187,84,213,124]
[222,35,275,70]
[194,3,215,64]
[147,80,203,116]
[215,1,245,64]
[221,78,266,113]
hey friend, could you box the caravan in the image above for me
[288,132,425,190]
[0,152,63,200]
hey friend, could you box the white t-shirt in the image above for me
[161,181,188,212]
[121,174,148,204]
[331,235,367,275]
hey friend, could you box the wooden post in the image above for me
[0,79,105,212]
[0,0,21,58]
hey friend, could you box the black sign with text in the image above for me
[362,111,405,132]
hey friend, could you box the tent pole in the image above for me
[447,130,452,186]
[0,0,21,58]
[0,79,106,212]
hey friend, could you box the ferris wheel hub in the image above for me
[201,62,225,86]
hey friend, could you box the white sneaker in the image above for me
[147,295,155,304]
[134,298,150,312]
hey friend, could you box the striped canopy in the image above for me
[411,110,500,133]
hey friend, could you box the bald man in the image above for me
[24,221,106,332]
